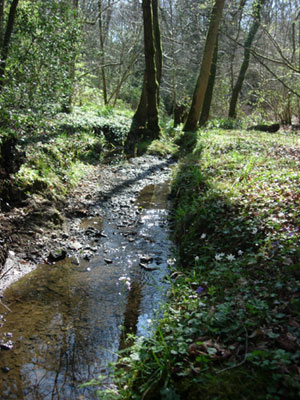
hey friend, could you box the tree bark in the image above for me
[0,0,5,49]
[199,33,219,127]
[0,0,19,91]
[98,0,112,105]
[183,0,225,132]
[132,71,148,128]
[228,0,266,119]
[152,0,162,87]
[132,0,162,132]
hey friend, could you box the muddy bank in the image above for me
[0,155,175,399]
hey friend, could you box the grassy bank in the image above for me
[100,128,300,399]
[0,106,132,208]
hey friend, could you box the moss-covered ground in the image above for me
[0,106,132,207]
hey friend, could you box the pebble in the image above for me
[68,241,82,250]
[140,263,158,271]
[140,255,153,263]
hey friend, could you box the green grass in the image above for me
[96,127,300,399]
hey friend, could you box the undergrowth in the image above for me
[0,106,132,207]
[93,128,300,399]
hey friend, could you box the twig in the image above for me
[0,299,11,312]
[0,265,14,280]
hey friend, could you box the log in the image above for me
[247,123,280,133]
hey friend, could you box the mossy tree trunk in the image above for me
[0,1,4,49]
[131,0,161,136]
[132,72,148,129]
[0,0,19,92]
[228,0,266,119]
[153,0,162,88]
[199,33,219,127]
[183,0,225,132]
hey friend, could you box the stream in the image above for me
[0,156,175,399]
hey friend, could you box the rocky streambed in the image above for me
[0,155,175,399]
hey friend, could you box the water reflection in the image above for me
[0,181,172,399]
[0,259,124,399]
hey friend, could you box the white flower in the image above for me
[195,256,200,262]
[226,254,235,261]
[252,228,258,234]
[215,252,225,261]
[201,233,206,239]
[119,276,126,281]
[238,250,243,256]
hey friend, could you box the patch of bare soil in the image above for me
[0,164,102,293]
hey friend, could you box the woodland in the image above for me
[0,0,300,399]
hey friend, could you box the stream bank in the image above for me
[0,155,175,399]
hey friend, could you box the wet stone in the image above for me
[47,249,67,263]
[140,255,153,264]
[68,241,82,250]
[71,257,80,265]
[0,340,13,350]
[83,253,92,261]
[97,231,107,238]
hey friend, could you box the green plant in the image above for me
[103,127,300,399]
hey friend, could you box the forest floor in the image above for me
[106,127,300,400]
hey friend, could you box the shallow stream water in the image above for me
[0,156,174,399]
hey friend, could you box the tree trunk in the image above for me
[132,0,161,132]
[132,71,148,128]
[61,0,79,113]
[143,0,160,135]
[153,0,162,87]
[0,0,19,92]
[228,0,266,119]
[0,0,5,49]
[199,33,219,127]
[98,0,108,105]
[183,0,225,132]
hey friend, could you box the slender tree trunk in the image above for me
[153,0,162,87]
[61,0,79,113]
[0,0,5,49]
[0,0,19,92]
[199,33,219,127]
[183,0,225,132]
[228,0,266,119]
[98,0,108,105]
